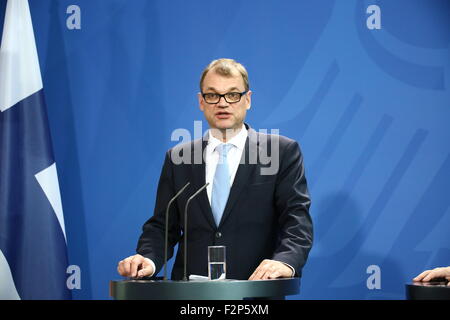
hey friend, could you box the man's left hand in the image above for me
[249,259,293,280]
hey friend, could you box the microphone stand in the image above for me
[163,182,190,280]
[183,182,209,281]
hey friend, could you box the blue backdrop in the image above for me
[1,0,449,299]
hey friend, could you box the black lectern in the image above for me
[406,282,450,300]
[110,277,300,300]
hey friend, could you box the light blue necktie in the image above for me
[211,143,233,227]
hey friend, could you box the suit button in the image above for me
[215,232,222,239]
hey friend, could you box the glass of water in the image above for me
[208,246,226,280]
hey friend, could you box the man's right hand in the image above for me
[117,254,154,278]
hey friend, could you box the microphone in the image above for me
[183,182,209,281]
[163,181,191,281]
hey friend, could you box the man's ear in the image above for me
[246,90,252,110]
[198,92,205,111]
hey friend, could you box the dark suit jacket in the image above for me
[137,124,313,280]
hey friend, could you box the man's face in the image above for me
[199,70,251,131]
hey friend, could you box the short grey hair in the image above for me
[199,58,250,92]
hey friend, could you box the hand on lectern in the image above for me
[117,254,154,278]
[249,259,293,280]
[413,266,450,286]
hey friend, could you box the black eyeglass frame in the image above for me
[201,91,248,104]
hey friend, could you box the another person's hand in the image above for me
[249,259,293,280]
[117,254,154,278]
[413,266,450,286]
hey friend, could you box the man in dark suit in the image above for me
[117,58,313,281]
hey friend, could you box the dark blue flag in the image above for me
[0,0,71,299]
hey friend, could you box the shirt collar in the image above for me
[207,124,248,151]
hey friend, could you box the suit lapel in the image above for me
[218,127,259,227]
[190,136,217,229]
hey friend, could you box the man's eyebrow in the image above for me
[203,87,241,93]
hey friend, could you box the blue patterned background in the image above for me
[1,0,449,299]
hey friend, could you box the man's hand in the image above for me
[117,254,154,278]
[413,266,450,286]
[249,259,293,280]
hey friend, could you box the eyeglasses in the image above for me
[202,91,248,104]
